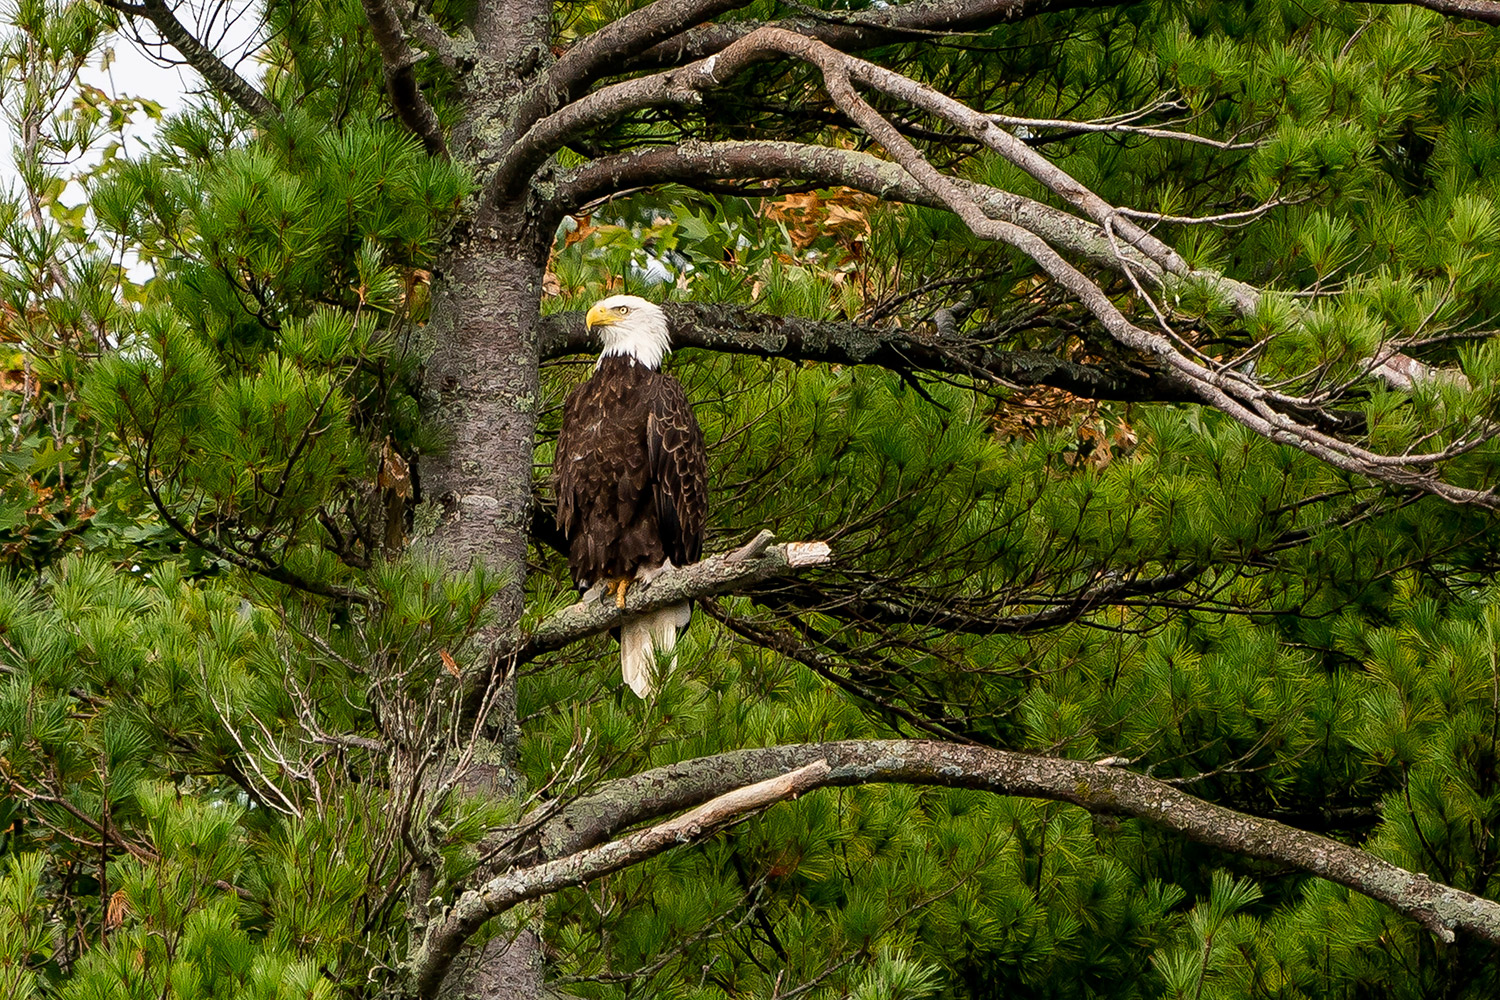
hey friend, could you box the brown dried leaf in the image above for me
[825,204,871,238]
[105,889,130,930]
[564,215,597,247]
[440,648,460,679]
[378,438,412,498]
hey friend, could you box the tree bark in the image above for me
[531,741,1500,944]
[421,221,546,598]
[414,0,557,993]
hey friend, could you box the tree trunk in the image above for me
[417,202,551,995]
[412,0,556,966]
[422,220,546,597]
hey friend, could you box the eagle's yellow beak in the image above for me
[585,303,620,330]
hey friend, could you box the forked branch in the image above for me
[411,739,1500,997]
[358,0,449,157]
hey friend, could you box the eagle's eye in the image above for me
[618,306,630,315]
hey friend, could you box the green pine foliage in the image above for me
[6,0,1500,996]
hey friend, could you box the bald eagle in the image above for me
[554,295,708,698]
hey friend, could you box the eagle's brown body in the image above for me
[555,355,707,589]
[553,295,708,698]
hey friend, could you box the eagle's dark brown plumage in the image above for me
[553,295,707,697]
[555,355,707,585]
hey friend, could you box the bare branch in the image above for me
[100,0,277,121]
[985,109,1262,151]
[1357,0,1500,23]
[517,532,832,662]
[411,761,834,997]
[539,301,1195,403]
[358,0,450,157]
[626,0,1110,72]
[554,139,1121,266]
[548,0,755,101]
[530,740,1500,946]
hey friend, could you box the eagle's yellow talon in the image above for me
[614,578,630,608]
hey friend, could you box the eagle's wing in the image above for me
[646,372,707,567]
[554,381,588,540]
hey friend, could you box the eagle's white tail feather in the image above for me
[620,602,691,698]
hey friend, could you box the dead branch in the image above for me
[535,740,1500,943]
[517,532,831,662]
[410,760,833,997]
[411,737,1500,997]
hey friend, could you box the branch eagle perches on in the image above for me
[517,530,831,663]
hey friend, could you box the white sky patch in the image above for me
[0,3,263,280]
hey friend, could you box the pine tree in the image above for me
[5,0,1500,997]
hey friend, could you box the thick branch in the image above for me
[549,0,754,101]
[532,740,1500,945]
[1359,0,1500,22]
[517,531,831,662]
[627,0,1111,72]
[557,138,1133,262]
[358,0,449,157]
[540,301,1194,403]
[534,0,1103,151]
[101,0,277,121]
[411,760,833,997]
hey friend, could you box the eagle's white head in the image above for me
[586,294,671,370]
